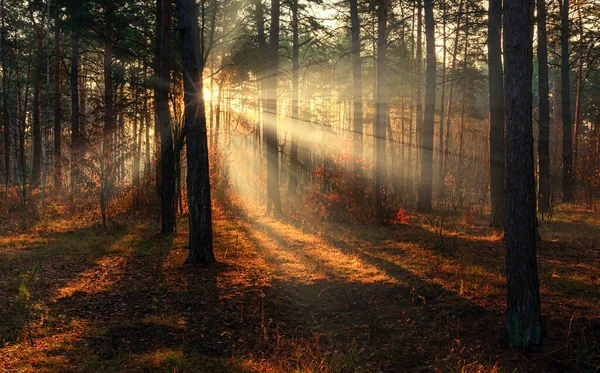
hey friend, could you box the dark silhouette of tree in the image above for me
[156,0,176,234]
[488,0,505,228]
[178,0,215,264]
[349,0,363,177]
[560,0,573,203]
[503,0,543,348]
[417,0,435,212]
[374,0,388,224]
[266,0,282,216]
[537,0,550,214]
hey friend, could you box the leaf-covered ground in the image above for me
[1,201,599,372]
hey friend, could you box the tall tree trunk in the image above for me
[417,0,435,211]
[255,0,267,158]
[488,0,506,227]
[1,0,9,192]
[349,0,363,177]
[266,0,282,215]
[560,0,573,202]
[31,36,43,188]
[437,3,447,195]
[156,0,176,233]
[104,1,115,206]
[503,0,543,349]
[53,12,62,188]
[443,0,463,179]
[573,5,584,171]
[132,85,140,207]
[415,0,422,188]
[178,0,215,264]
[374,0,388,224]
[456,2,469,208]
[288,0,299,193]
[407,4,415,192]
[537,0,550,214]
[144,90,151,177]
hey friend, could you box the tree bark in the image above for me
[53,9,62,188]
[178,0,215,264]
[488,0,506,227]
[374,0,388,224]
[503,0,543,349]
[266,0,282,215]
[537,0,550,214]
[573,5,583,171]
[1,0,9,191]
[31,35,43,188]
[560,0,573,202]
[156,0,176,233]
[103,1,115,204]
[289,0,299,193]
[349,0,363,177]
[415,0,422,187]
[417,0,435,212]
[437,3,447,195]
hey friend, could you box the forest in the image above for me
[0,0,599,371]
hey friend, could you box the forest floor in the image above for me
[0,196,599,372]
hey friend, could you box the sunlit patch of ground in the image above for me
[55,256,128,299]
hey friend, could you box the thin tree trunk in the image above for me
[537,0,550,214]
[560,0,573,202]
[349,0,363,177]
[289,0,300,193]
[437,3,447,195]
[573,5,583,171]
[103,1,115,214]
[415,0,422,188]
[1,0,9,192]
[457,3,469,208]
[266,0,282,215]
[156,0,176,233]
[53,9,62,188]
[443,0,463,179]
[374,0,388,224]
[417,0,435,212]
[31,35,43,188]
[488,0,506,227]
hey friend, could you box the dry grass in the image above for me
[0,195,599,372]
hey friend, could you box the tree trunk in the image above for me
[156,0,176,233]
[374,0,388,224]
[103,1,115,207]
[503,0,543,349]
[349,0,363,177]
[437,3,447,195]
[178,0,215,264]
[53,9,61,188]
[443,0,463,179]
[560,0,573,202]
[31,36,43,188]
[456,2,469,208]
[573,5,584,171]
[488,0,506,227]
[417,0,435,212]
[289,0,300,193]
[537,0,550,214]
[415,0,422,188]
[266,0,282,215]
[1,0,9,192]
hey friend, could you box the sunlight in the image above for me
[55,256,127,299]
